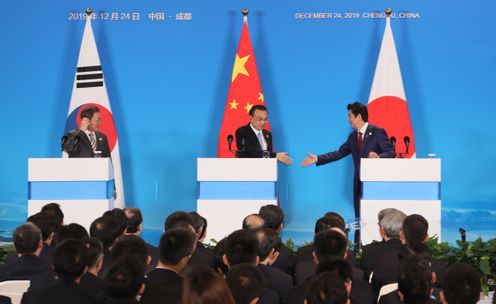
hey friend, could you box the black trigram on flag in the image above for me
[76,65,103,88]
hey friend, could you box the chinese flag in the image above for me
[217,17,270,158]
[368,16,416,158]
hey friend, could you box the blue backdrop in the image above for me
[1,0,495,246]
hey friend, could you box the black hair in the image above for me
[442,263,481,304]
[110,235,148,267]
[87,237,103,268]
[123,207,143,234]
[316,256,352,282]
[225,264,264,304]
[13,223,42,255]
[189,211,204,237]
[40,203,64,227]
[249,105,267,117]
[158,228,196,265]
[314,230,348,260]
[80,105,100,120]
[398,254,432,304]
[105,208,128,236]
[402,214,429,255]
[27,212,58,242]
[315,216,346,234]
[347,102,368,122]
[103,256,145,300]
[224,229,259,266]
[164,211,195,231]
[56,223,89,244]
[259,205,284,231]
[305,272,348,304]
[90,216,122,250]
[255,228,281,261]
[212,239,229,274]
[53,239,88,280]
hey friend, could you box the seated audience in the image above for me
[90,215,124,274]
[182,266,235,304]
[124,207,159,270]
[187,211,214,268]
[226,264,265,304]
[440,263,481,304]
[305,271,349,304]
[397,255,435,304]
[103,256,146,304]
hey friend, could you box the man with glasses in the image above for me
[235,105,292,164]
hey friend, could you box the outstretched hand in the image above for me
[301,152,317,167]
[276,152,293,165]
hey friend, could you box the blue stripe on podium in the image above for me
[361,182,440,200]
[198,181,276,200]
[28,180,114,200]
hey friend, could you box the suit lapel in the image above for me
[262,129,272,151]
[80,132,95,156]
[246,123,261,148]
[360,124,373,156]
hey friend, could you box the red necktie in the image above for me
[357,131,363,151]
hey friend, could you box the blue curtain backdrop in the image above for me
[1,0,495,245]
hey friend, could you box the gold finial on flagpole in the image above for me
[242,9,249,16]
[85,8,92,16]
[385,8,392,17]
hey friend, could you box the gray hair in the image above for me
[13,222,42,255]
[379,209,406,239]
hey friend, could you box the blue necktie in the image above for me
[257,131,264,149]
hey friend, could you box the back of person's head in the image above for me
[255,228,281,261]
[314,229,348,260]
[87,237,103,268]
[226,264,264,304]
[189,211,207,239]
[105,208,128,236]
[53,239,88,280]
[123,207,143,234]
[315,216,346,234]
[224,229,259,266]
[40,203,64,227]
[110,235,148,267]
[402,214,429,254]
[90,215,122,250]
[27,212,59,243]
[379,209,406,239]
[324,212,346,227]
[243,214,265,231]
[398,254,432,304]
[305,271,348,304]
[442,263,481,304]
[13,222,42,255]
[164,211,195,231]
[159,228,196,266]
[347,102,368,122]
[316,256,352,283]
[182,266,235,304]
[56,223,89,244]
[103,255,145,300]
[259,205,284,231]
[213,240,229,274]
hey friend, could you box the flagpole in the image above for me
[242,8,248,23]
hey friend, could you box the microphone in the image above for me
[73,135,82,151]
[240,137,246,152]
[227,135,233,152]
[403,136,410,154]
[390,136,396,157]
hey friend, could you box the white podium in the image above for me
[360,158,441,245]
[197,158,278,243]
[28,158,114,230]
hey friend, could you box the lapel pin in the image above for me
[99,138,103,141]
[369,132,372,136]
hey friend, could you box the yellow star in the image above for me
[229,99,239,110]
[258,92,264,103]
[231,54,250,82]
[244,102,253,113]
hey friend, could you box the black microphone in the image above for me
[404,136,410,154]
[459,228,466,242]
[227,135,233,152]
[73,135,82,151]
[61,135,68,147]
[241,137,246,152]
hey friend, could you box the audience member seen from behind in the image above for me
[182,266,235,304]
[440,263,481,304]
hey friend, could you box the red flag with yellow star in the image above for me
[217,16,269,158]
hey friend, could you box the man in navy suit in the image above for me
[302,102,394,245]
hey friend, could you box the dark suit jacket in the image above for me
[146,268,182,303]
[21,279,97,304]
[294,258,364,286]
[145,242,159,272]
[188,242,214,268]
[272,243,294,275]
[235,123,275,158]
[79,273,107,303]
[361,238,402,280]
[258,264,293,301]
[0,296,11,304]
[63,129,111,158]
[286,274,375,304]
[316,124,394,215]
[294,245,358,269]
[140,279,178,304]
[0,255,48,282]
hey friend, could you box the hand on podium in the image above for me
[276,152,293,165]
[368,152,380,158]
[301,152,317,167]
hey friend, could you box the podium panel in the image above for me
[197,158,277,243]
[28,158,114,231]
[360,158,441,245]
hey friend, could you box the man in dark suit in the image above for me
[187,212,214,268]
[235,104,292,164]
[0,223,47,282]
[63,106,110,158]
[147,228,196,303]
[21,239,97,304]
[302,102,395,245]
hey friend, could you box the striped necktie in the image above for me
[89,132,97,151]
